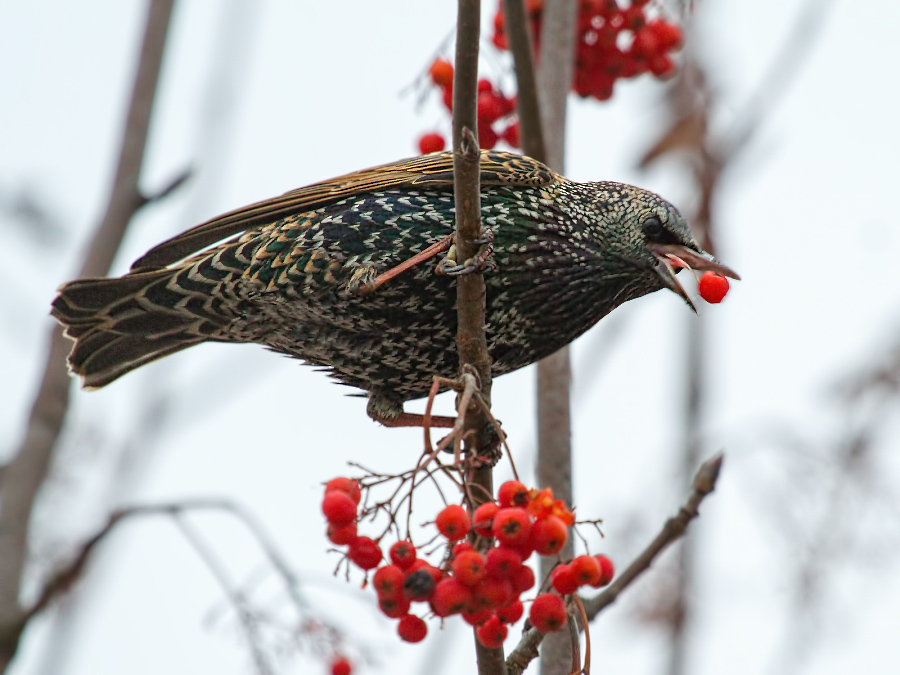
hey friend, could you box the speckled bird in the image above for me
[52,151,738,425]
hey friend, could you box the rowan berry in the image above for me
[485,547,522,578]
[432,578,473,617]
[452,550,486,587]
[648,19,683,50]
[327,523,358,546]
[429,59,454,88]
[389,541,417,570]
[698,272,729,303]
[408,559,443,586]
[570,555,602,587]
[550,563,580,595]
[530,515,568,555]
[373,565,406,598]
[347,536,382,570]
[379,594,411,619]
[496,599,524,624]
[479,125,499,150]
[501,122,520,148]
[473,502,500,537]
[529,593,567,632]
[498,481,530,508]
[322,491,357,528]
[650,54,675,79]
[325,477,361,504]
[592,554,615,587]
[477,78,494,94]
[436,504,471,540]
[473,577,515,609]
[397,614,428,643]
[403,569,437,602]
[492,508,532,545]
[511,564,536,594]
[475,615,508,648]
[452,541,474,557]
[418,133,446,154]
[330,655,352,675]
[462,608,493,626]
[477,92,504,123]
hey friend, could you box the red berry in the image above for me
[325,477,361,504]
[403,568,437,602]
[397,614,428,643]
[330,655,352,675]
[648,19,683,51]
[442,86,454,110]
[631,27,659,58]
[529,593,567,632]
[592,554,615,587]
[322,491,357,528]
[379,594,411,618]
[623,5,645,30]
[473,578,515,610]
[649,54,676,79]
[389,541,417,570]
[473,502,499,537]
[429,59,454,88]
[432,578,474,617]
[418,132,446,155]
[529,515,568,555]
[570,555,602,587]
[435,504,471,540]
[498,481,530,508]
[511,564,536,594]
[500,539,534,562]
[496,599,524,624]
[698,272,729,303]
[408,560,443,586]
[462,608,494,626]
[501,122,520,148]
[550,564,580,595]
[475,615,508,648]
[477,92,504,123]
[347,536,382,570]
[373,565,406,598]
[492,508,532,545]
[452,541,474,557]
[479,125,499,150]
[485,547,522,578]
[452,550,486,587]
[327,522,358,546]
[477,78,494,94]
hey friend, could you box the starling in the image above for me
[51,151,738,425]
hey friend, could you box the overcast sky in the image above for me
[2,1,900,674]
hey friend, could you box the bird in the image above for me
[51,150,738,426]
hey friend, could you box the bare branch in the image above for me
[0,2,177,669]
[501,0,546,163]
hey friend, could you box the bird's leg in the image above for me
[348,234,453,296]
[366,394,456,428]
[435,228,497,276]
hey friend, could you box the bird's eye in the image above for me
[642,217,664,239]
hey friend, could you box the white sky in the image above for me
[2,1,900,674]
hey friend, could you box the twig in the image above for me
[501,0,546,163]
[581,454,724,619]
[0,2,180,669]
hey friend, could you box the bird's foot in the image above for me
[435,229,497,276]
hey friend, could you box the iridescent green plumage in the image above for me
[51,151,737,422]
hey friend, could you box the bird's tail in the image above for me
[51,266,232,388]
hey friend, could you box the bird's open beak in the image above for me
[651,243,741,312]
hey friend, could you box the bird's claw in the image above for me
[435,229,496,277]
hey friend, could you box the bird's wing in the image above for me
[130,150,561,271]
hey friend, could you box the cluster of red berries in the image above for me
[416,0,684,153]
[323,477,614,649]
[418,59,519,154]
[494,0,683,100]
[698,271,730,304]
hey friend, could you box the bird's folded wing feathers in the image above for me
[130,150,560,272]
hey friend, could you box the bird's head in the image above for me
[588,182,740,311]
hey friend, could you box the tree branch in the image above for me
[0,1,178,669]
